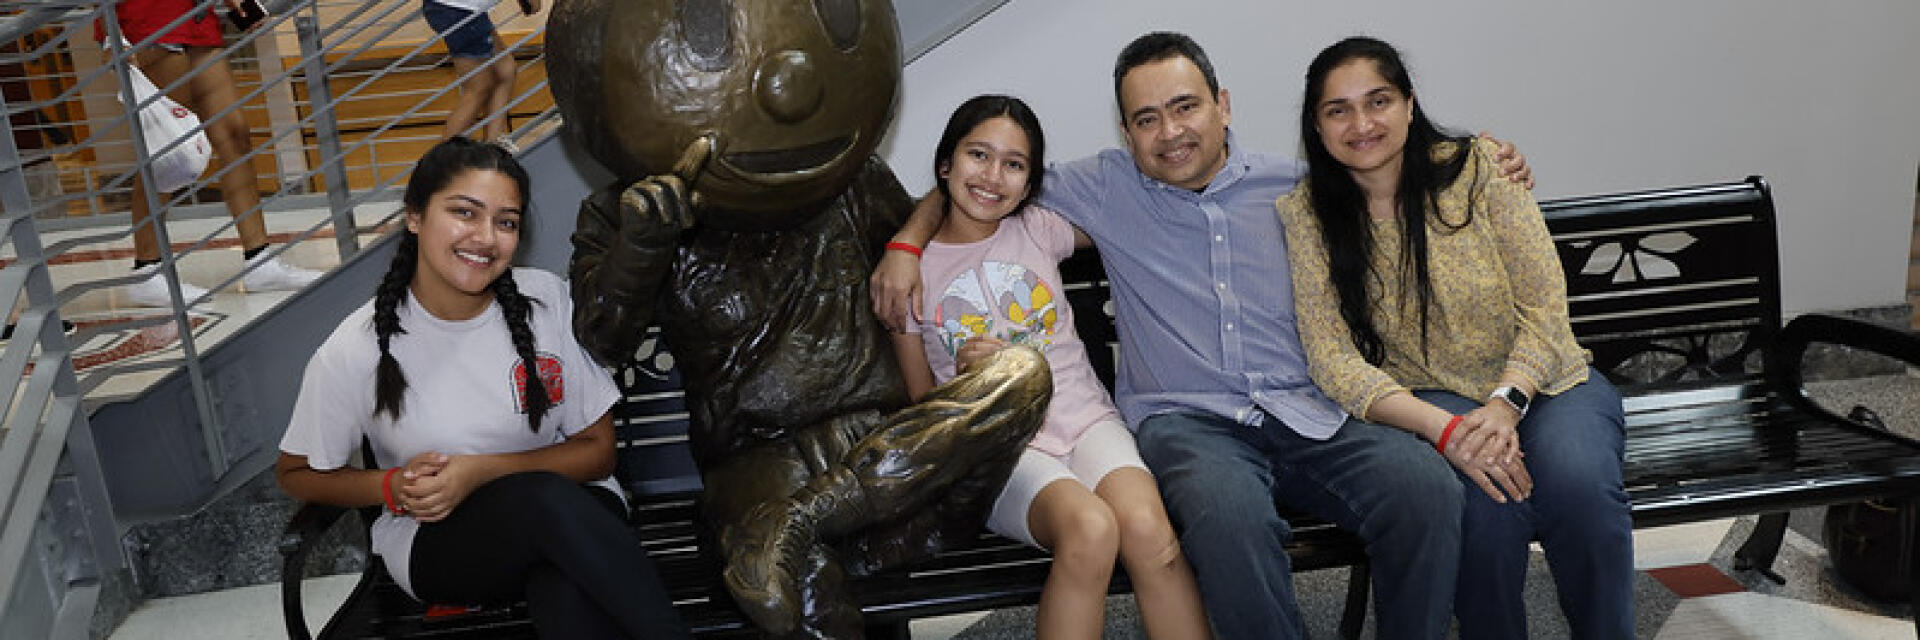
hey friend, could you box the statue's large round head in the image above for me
[549,0,900,226]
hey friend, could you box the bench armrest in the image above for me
[1766,313,1920,428]
[280,503,354,640]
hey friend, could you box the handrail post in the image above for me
[0,33,121,638]
[103,3,229,477]
[296,15,360,260]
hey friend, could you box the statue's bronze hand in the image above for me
[671,134,714,209]
[618,135,715,234]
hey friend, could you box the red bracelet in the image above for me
[884,241,923,257]
[381,467,406,515]
[1434,415,1464,453]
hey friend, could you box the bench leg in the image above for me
[1339,561,1369,640]
[1732,512,1789,584]
[1910,496,1920,638]
[865,618,911,640]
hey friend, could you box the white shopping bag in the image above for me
[117,62,213,193]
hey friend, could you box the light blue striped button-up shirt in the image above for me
[1035,132,1347,439]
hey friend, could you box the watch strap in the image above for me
[1491,385,1530,417]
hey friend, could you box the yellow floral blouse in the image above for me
[1276,137,1588,420]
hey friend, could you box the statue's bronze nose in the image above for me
[755,50,823,124]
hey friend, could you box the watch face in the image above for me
[1501,387,1529,413]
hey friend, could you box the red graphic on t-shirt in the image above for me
[512,353,565,413]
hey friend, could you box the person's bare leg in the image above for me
[481,35,516,142]
[180,46,266,252]
[128,171,162,263]
[443,56,494,140]
[1097,468,1211,639]
[1026,479,1118,640]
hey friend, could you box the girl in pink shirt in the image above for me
[890,95,1211,639]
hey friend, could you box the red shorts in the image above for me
[96,0,227,48]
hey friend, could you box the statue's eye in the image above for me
[813,0,859,50]
[680,0,732,69]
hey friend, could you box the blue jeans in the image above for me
[1137,409,1462,639]
[1416,370,1633,639]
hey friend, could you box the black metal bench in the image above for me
[280,176,1920,638]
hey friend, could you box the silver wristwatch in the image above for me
[1490,385,1530,418]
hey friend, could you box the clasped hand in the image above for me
[955,336,1010,374]
[394,452,476,523]
[1439,402,1533,504]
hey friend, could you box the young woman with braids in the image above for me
[1277,37,1631,638]
[275,137,687,639]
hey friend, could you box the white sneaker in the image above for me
[123,264,210,308]
[241,255,324,292]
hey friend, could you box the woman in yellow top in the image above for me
[1277,37,1631,639]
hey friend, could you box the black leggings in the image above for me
[409,471,688,639]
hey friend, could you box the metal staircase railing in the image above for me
[0,1,548,636]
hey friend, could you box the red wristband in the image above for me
[1434,415,1464,453]
[885,241,923,257]
[382,467,406,515]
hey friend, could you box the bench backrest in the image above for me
[608,177,1782,499]
[1547,176,1780,391]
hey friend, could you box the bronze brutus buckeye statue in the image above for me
[547,1,1050,637]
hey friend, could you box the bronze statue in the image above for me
[547,1,1051,637]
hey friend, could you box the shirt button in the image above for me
[1217,282,1227,290]
[1214,235,1225,242]
[1226,323,1236,331]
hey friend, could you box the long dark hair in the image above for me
[375,137,549,432]
[932,94,1047,216]
[1299,36,1474,365]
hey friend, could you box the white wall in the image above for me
[878,0,1920,316]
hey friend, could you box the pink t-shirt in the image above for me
[909,205,1119,456]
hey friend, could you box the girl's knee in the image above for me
[1109,500,1177,557]
[1047,504,1119,577]
[1117,516,1184,572]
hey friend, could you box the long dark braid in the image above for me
[493,270,550,431]
[373,231,419,421]
[373,136,537,427]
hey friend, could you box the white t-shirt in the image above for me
[279,267,621,598]
[425,0,498,13]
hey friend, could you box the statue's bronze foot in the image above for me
[722,499,817,635]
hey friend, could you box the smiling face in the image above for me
[405,169,522,320]
[1117,56,1231,191]
[548,0,901,226]
[937,116,1032,241]
[1313,59,1413,184]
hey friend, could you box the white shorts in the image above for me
[985,417,1149,548]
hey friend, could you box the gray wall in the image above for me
[876,0,1920,316]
